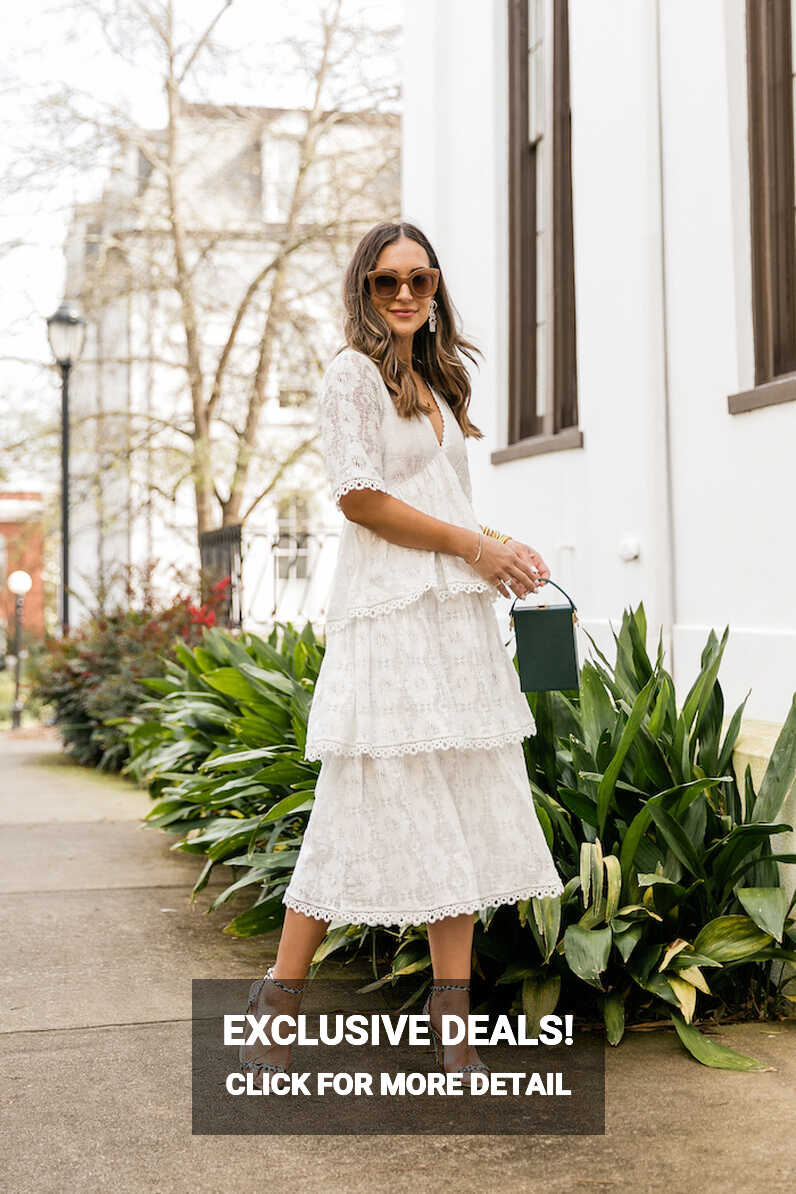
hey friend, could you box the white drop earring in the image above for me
[428,298,438,333]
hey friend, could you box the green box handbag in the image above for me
[505,578,580,693]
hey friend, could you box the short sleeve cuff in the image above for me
[333,475,391,509]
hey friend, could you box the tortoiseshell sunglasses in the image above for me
[366,267,440,301]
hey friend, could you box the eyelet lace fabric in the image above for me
[284,345,565,928]
[333,476,392,505]
[318,348,491,626]
[305,586,535,760]
[324,578,499,628]
[283,741,565,928]
[283,885,565,929]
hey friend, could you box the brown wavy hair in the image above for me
[337,221,485,439]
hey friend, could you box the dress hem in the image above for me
[303,722,535,760]
[282,880,565,928]
[324,579,500,629]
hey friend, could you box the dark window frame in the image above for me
[497,0,581,463]
[729,0,796,414]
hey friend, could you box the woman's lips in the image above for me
[391,310,415,317]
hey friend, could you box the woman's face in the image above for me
[368,236,435,341]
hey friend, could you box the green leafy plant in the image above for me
[474,610,796,1068]
[122,604,796,1068]
[119,619,325,935]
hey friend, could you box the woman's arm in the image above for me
[339,489,543,598]
[318,351,545,597]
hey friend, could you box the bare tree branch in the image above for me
[176,0,235,86]
[2,0,400,594]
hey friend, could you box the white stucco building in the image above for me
[400,0,795,739]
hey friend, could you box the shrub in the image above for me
[120,604,796,1067]
[30,579,231,770]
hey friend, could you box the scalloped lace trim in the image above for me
[333,476,391,505]
[303,723,535,761]
[282,882,565,928]
[324,579,499,628]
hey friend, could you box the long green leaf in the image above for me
[202,667,260,703]
[597,673,657,835]
[751,693,796,823]
[693,915,773,962]
[647,803,705,879]
[261,791,315,822]
[521,972,561,1037]
[223,896,285,937]
[669,1011,769,1070]
[563,924,612,989]
[580,664,616,758]
[602,991,626,1045]
[735,887,789,944]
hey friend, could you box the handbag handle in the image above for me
[508,577,578,618]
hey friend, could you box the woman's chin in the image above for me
[387,318,418,337]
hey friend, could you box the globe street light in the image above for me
[46,300,87,636]
[7,569,32,730]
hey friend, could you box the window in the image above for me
[497,0,580,462]
[261,136,301,225]
[136,149,154,196]
[84,220,102,265]
[278,388,311,408]
[275,495,309,580]
[729,0,796,413]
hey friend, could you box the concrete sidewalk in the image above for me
[0,726,793,1193]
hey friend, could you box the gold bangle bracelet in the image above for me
[479,522,512,544]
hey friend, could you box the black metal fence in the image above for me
[199,524,243,629]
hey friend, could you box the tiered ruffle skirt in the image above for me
[282,587,565,928]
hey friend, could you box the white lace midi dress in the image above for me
[282,346,565,928]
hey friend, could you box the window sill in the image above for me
[728,373,796,414]
[490,427,584,464]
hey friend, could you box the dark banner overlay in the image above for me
[192,978,605,1135]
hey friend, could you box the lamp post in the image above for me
[7,570,32,729]
[46,300,87,636]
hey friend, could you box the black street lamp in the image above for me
[46,300,87,636]
[7,569,32,729]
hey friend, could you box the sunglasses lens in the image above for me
[371,273,398,298]
[411,271,436,297]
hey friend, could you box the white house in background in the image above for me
[62,98,399,634]
[400,0,796,734]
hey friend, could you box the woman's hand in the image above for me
[508,539,550,599]
[467,534,550,600]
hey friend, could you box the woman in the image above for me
[239,221,565,1087]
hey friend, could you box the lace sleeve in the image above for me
[317,350,389,510]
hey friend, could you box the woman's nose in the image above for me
[396,282,413,302]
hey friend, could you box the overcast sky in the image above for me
[1,0,401,487]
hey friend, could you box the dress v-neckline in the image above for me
[421,387,446,450]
